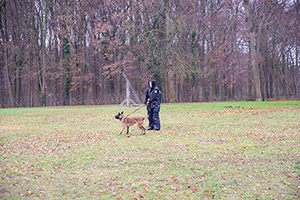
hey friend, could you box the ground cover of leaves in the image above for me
[0,101,299,199]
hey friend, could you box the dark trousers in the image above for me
[147,106,160,129]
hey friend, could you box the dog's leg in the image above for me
[141,126,146,135]
[138,122,146,135]
[119,125,126,135]
[126,126,129,134]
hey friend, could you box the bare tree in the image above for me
[0,0,13,107]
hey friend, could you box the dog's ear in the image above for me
[121,111,123,114]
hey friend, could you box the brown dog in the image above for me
[115,111,147,135]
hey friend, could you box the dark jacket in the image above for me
[145,80,161,109]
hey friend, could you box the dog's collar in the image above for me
[119,116,125,121]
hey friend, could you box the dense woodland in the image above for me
[0,0,299,108]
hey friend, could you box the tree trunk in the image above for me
[15,57,21,104]
[0,1,13,107]
[28,52,33,107]
[243,0,262,101]
[296,38,299,99]
[4,45,13,107]
[54,32,59,106]
[165,0,175,102]
[295,1,299,99]
[79,11,85,105]
[93,51,98,104]
[40,1,47,106]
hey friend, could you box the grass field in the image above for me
[0,101,299,199]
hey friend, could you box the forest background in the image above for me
[0,0,299,108]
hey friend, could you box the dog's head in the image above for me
[115,111,124,120]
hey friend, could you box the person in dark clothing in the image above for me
[144,80,161,131]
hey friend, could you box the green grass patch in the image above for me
[1,101,299,199]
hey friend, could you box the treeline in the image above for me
[0,0,299,108]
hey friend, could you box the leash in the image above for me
[125,106,145,117]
